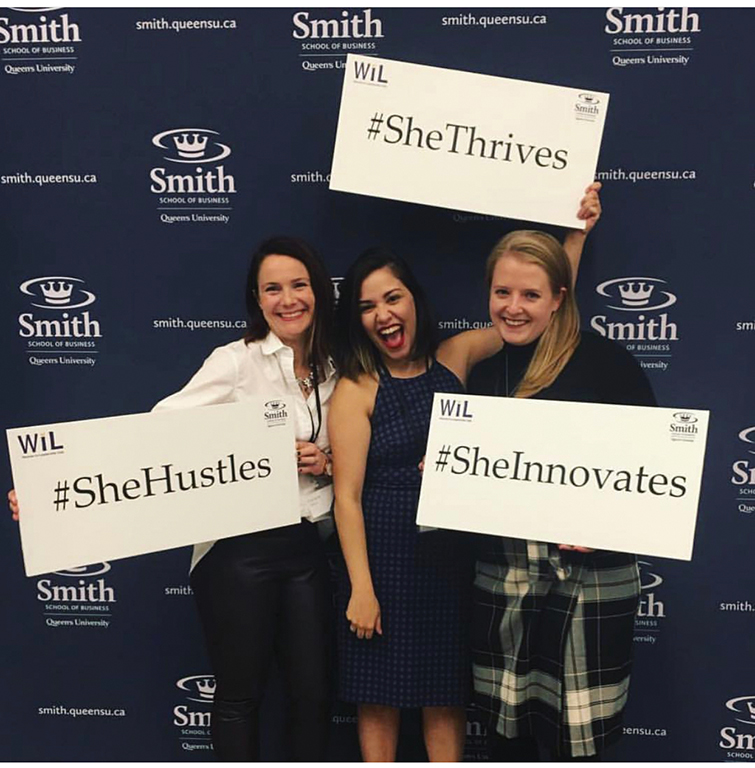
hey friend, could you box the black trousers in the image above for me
[190,521,333,761]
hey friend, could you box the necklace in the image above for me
[296,369,314,392]
[494,349,512,397]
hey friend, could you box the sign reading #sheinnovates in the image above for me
[330,55,609,229]
[7,400,299,576]
[417,395,708,560]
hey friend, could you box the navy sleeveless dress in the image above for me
[337,361,472,707]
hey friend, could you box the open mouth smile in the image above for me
[377,324,405,350]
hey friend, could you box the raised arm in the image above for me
[329,375,382,640]
[437,327,501,387]
[562,181,602,287]
[438,182,603,384]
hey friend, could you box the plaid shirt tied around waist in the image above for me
[472,537,640,757]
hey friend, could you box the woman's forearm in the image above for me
[562,230,587,288]
[334,499,376,594]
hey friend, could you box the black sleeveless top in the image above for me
[467,331,656,407]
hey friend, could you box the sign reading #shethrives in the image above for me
[330,55,609,229]
[7,400,299,576]
[417,395,708,560]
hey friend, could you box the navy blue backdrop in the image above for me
[2,7,754,762]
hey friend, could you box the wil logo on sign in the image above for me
[17,430,64,456]
[353,59,387,85]
[439,398,473,421]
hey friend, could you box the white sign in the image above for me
[7,400,300,576]
[416,395,708,560]
[330,55,609,229]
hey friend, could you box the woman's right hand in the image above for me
[8,489,19,521]
[346,587,382,640]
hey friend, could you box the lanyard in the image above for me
[304,363,323,444]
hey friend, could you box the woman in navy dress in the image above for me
[327,184,601,762]
[329,249,499,761]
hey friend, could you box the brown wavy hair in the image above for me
[486,230,580,398]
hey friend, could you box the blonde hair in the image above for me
[486,230,580,398]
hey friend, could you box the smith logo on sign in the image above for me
[264,400,289,425]
[353,59,387,84]
[17,430,64,456]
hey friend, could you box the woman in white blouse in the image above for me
[152,236,337,760]
[9,236,337,760]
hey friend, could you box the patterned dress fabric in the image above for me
[467,332,656,757]
[337,361,472,707]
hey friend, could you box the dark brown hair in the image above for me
[244,236,334,371]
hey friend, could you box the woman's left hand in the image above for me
[576,181,602,236]
[296,441,330,476]
[558,544,595,553]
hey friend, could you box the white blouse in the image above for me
[152,332,337,569]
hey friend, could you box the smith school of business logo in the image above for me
[264,399,289,427]
[574,93,601,123]
[150,128,236,225]
[19,276,102,366]
[174,675,214,750]
[37,562,117,629]
[294,9,384,72]
[720,696,755,758]
[1,8,82,76]
[20,276,94,309]
[176,675,216,704]
[590,276,679,371]
[669,411,699,443]
[634,560,665,643]
[732,427,755,515]
[604,7,701,69]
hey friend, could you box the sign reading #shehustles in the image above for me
[417,395,708,560]
[330,55,608,229]
[7,400,299,577]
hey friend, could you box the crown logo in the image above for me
[173,132,208,159]
[40,280,73,305]
[196,678,216,699]
[618,281,655,307]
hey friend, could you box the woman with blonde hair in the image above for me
[467,230,656,761]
